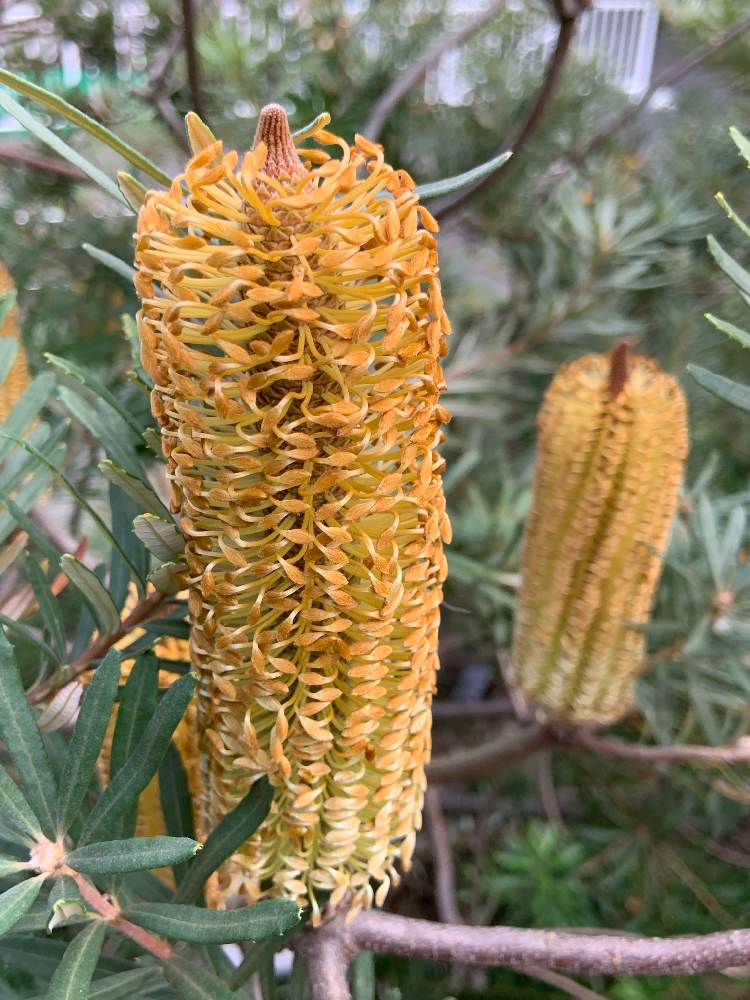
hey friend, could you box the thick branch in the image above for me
[347,910,750,976]
[296,923,352,1000]
[364,0,508,141]
[433,1,589,220]
[568,729,750,764]
[427,723,553,783]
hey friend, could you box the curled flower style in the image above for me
[0,263,30,424]
[134,106,451,920]
[510,344,687,725]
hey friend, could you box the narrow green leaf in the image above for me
[0,338,18,387]
[108,484,149,608]
[0,766,42,845]
[57,385,145,483]
[163,955,235,1000]
[122,898,300,944]
[46,354,145,439]
[687,364,750,413]
[707,234,750,304]
[81,244,136,284]
[0,374,55,462]
[67,836,200,875]
[175,777,273,904]
[0,87,125,205]
[110,654,159,780]
[0,858,26,877]
[0,876,46,937]
[56,650,121,834]
[0,289,17,328]
[158,743,195,885]
[132,514,185,563]
[60,556,120,636]
[0,489,59,567]
[0,612,62,666]
[0,69,171,186]
[116,172,147,211]
[46,919,106,1000]
[229,935,293,990]
[24,554,66,658]
[86,967,163,1000]
[79,674,195,845]
[0,935,131,979]
[99,460,171,520]
[730,125,750,165]
[705,312,750,351]
[417,150,512,198]
[0,464,58,549]
[0,627,58,838]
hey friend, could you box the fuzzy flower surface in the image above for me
[0,263,30,424]
[133,106,451,919]
[510,345,687,725]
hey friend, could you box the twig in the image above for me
[433,0,590,220]
[427,723,553,783]
[0,143,89,182]
[575,12,750,163]
[154,92,190,149]
[520,964,607,1000]
[345,910,750,975]
[537,750,564,826]
[181,0,205,121]
[425,787,462,925]
[567,729,750,764]
[29,589,169,704]
[364,0,508,140]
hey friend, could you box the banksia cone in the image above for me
[0,264,30,423]
[134,105,451,919]
[510,345,687,725]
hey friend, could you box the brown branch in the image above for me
[29,589,169,704]
[425,787,462,925]
[296,922,353,1000]
[364,0,509,141]
[427,723,553,783]
[345,910,750,976]
[181,0,205,121]
[567,729,750,765]
[576,12,750,162]
[0,143,89,182]
[433,0,590,220]
[520,965,608,999]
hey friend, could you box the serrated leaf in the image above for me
[122,898,299,944]
[57,385,144,482]
[159,744,195,885]
[163,956,235,1000]
[132,514,184,563]
[0,876,46,937]
[46,353,145,439]
[79,674,195,845]
[37,682,84,734]
[56,650,121,834]
[416,149,512,199]
[45,919,107,1000]
[99,460,171,519]
[687,364,750,412]
[60,556,119,636]
[175,777,273,904]
[0,627,58,838]
[67,836,200,875]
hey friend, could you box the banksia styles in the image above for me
[510,344,687,725]
[0,263,30,423]
[134,105,451,920]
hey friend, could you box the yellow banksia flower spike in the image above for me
[0,263,30,424]
[133,105,451,920]
[510,344,687,725]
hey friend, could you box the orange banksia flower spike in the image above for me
[0,263,30,424]
[510,343,688,725]
[134,105,451,920]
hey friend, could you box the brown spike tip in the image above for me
[608,340,630,398]
[252,103,304,178]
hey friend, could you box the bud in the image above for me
[133,106,451,920]
[0,264,30,423]
[510,345,687,725]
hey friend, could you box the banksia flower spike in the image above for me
[0,264,30,424]
[134,105,451,920]
[510,344,687,725]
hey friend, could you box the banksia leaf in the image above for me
[510,345,687,725]
[0,264,30,424]
[133,104,451,920]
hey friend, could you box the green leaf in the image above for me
[416,150,512,199]
[46,353,145,439]
[110,653,159,780]
[0,87,125,205]
[0,289,17,328]
[158,744,195,885]
[0,876,46,937]
[175,777,273,904]
[60,556,120,636]
[350,951,375,1000]
[67,836,200,875]
[705,312,750,351]
[0,612,62,667]
[79,674,195,845]
[730,124,750,165]
[163,956,235,1000]
[0,935,131,979]
[132,514,185,563]
[0,338,18,387]
[0,857,26,877]
[86,968,163,1000]
[0,765,42,845]
[0,465,57,550]
[0,627,58,838]
[24,554,66,658]
[57,385,145,483]
[0,372,56,462]
[99,460,171,520]
[229,935,293,990]
[687,364,750,412]
[121,898,300,944]
[56,650,121,834]
[45,919,107,1000]
[707,234,750,305]
[81,245,136,285]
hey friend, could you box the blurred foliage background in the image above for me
[3,1,750,997]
